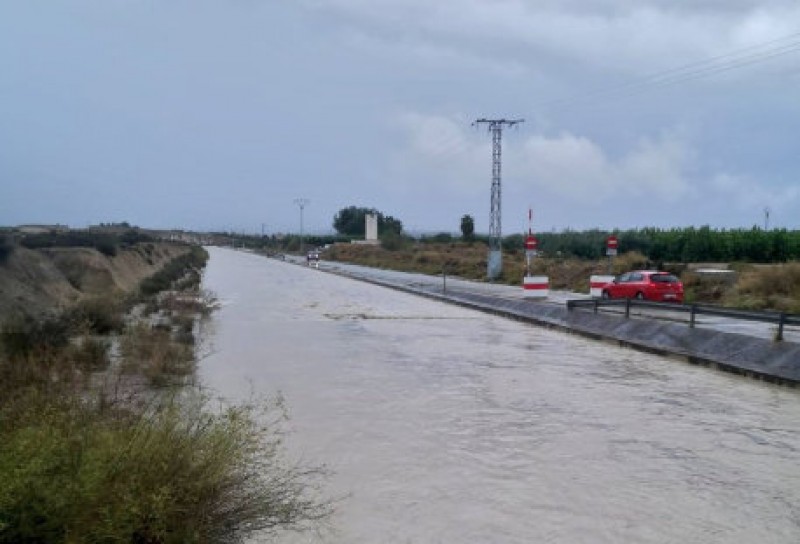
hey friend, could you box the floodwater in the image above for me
[200,247,800,543]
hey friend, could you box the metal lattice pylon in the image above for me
[473,118,524,279]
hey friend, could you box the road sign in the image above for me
[525,235,538,251]
[606,235,618,257]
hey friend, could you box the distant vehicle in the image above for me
[306,251,320,267]
[601,271,684,303]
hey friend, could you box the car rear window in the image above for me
[651,274,679,283]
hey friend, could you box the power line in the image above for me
[420,33,800,167]
[539,31,800,110]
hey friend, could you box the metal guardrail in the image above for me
[566,298,800,341]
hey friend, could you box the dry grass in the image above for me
[119,322,195,387]
[326,243,800,313]
[327,243,650,290]
[159,289,218,317]
[1,248,332,542]
[65,335,110,371]
[722,262,800,313]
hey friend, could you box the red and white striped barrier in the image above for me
[590,275,615,298]
[523,275,549,298]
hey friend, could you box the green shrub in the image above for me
[66,336,110,372]
[139,247,209,299]
[94,240,117,257]
[120,323,194,386]
[0,392,331,543]
[119,229,155,247]
[0,316,70,360]
[380,231,406,251]
[20,231,119,256]
[0,235,12,264]
[723,263,800,313]
[67,296,125,334]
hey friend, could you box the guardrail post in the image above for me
[690,304,697,328]
[777,313,785,342]
[593,299,598,313]
[625,298,631,318]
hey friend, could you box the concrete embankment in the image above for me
[314,260,800,386]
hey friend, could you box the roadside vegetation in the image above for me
[185,220,800,314]
[0,234,12,263]
[322,241,799,313]
[719,262,800,313]
[0,243,331,542]
[16,228,156,257]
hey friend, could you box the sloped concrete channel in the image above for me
[296,257,800,386]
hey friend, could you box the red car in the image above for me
[601,271,684,303]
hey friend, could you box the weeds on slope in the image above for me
[0,246,333,542]
[0,389,331,544]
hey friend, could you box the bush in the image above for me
[20,231,119,256]
[119,229,155,247]
[139,247,208,299]
[120,323,194,387]
[67,296,126,334]
[380,231,406,251]
[94,240,117,257]
[0,316,70,360]
[423,232,454,244]
[0,392,331,543]
[723,263,800,313]
[0,235,12,264]
[66,336,110,371]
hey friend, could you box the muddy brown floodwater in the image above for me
[200,247,800,543]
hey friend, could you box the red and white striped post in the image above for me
[523,275,550,298]
[523,208,548,298]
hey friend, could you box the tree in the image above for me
[333,206,368,236]
[460,215,475,241]
[381,214,403,236]
[332,206,403,237]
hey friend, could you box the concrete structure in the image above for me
[523,275,549,298]
[365,214,378,242]
[305,260,800,386]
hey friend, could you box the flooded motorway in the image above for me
[200,248,800,543]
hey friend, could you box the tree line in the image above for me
[223,225,799,264]
[214,202,800,264]
[503,226,800,263]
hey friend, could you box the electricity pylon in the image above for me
[473,118,524,279]
[293,198,310,253]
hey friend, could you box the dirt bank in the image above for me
[0,242,190,319]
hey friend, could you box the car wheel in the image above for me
[635,292,645,300]
[601,290,610,299]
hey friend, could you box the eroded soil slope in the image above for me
[0,243,189,318]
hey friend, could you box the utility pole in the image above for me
[764,206,771,231]
[473,118,524,280]
[293,198,310,253]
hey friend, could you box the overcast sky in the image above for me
[1,1,799,235]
